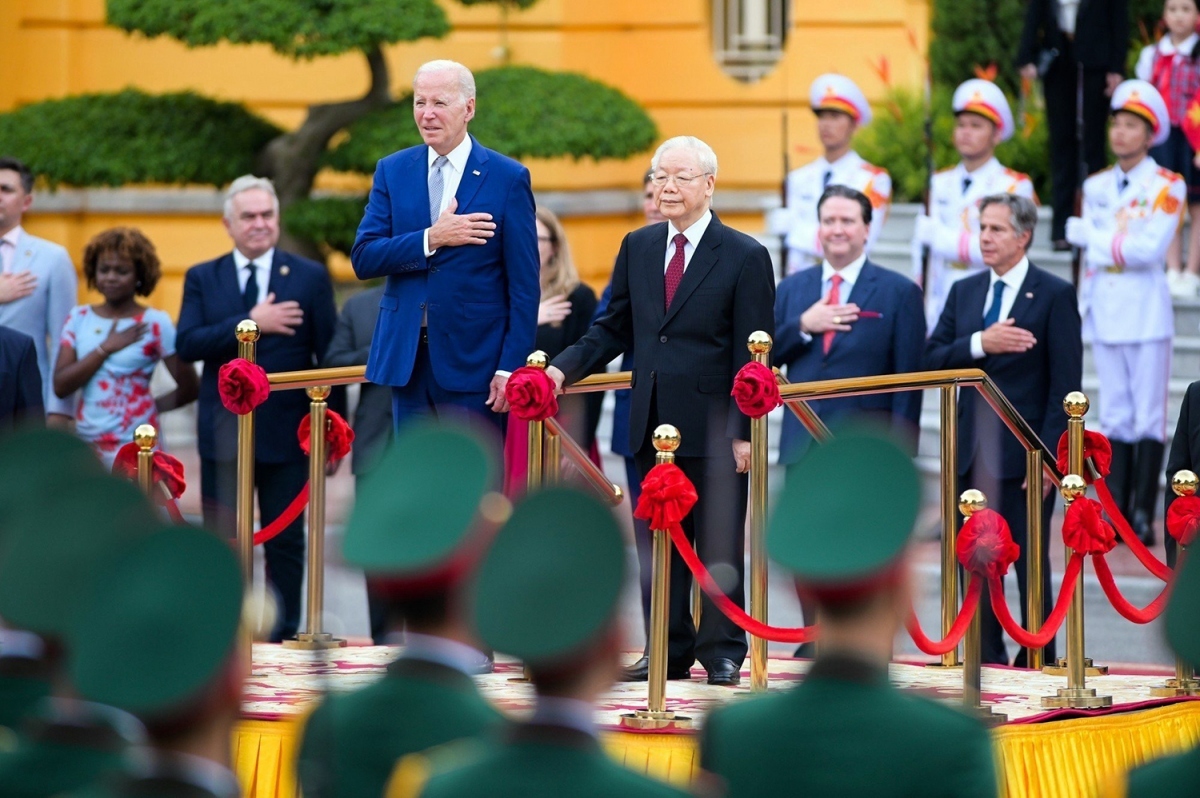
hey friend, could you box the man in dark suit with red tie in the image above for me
[547,136,775,686]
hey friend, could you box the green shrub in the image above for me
[325,65,658,173]
[0,89,282,188]
[930,0,1026,95]
[283,196,367,256]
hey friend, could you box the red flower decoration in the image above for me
[1056,430,1112,483]
[732,362,782,420]
[1062,497,1117,555]
[634,463,698,533]
[955,508,1020,580]
[1167,495,1200,547]
[218,358,270,415]
[505,366,558,422]
[298,410,355,465]
[111,442,187,500]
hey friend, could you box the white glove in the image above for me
[913,213,933,246]
[1064,217,1088,249]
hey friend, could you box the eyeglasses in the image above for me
[537,235,554,243]
[650,172,712,187]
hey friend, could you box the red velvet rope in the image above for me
[1055,430,1112,483]
[905,577,983,656]
[111,442,187,500]
[1091,555,1172,624]
[1166,495,1200,547]
[1093,479,1173,581]
[731,361,782,419]
[505,366,558,422]
[988,553,1083,648]
[253,483,310,546]
[217,358,270,415]
[298,409,354,464]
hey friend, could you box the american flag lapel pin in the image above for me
[1025,292,1033,299]
[472,170,481,176]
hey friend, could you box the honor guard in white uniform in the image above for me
[914,79,1036,333]
[769,74,892,275]
[1066,79,1182,546]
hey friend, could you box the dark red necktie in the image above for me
[823,273,843,354]
[664,233,687,310]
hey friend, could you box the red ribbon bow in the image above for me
[217,358,270,416]
[505,366,559,422]
[111,442,186,500]
[1167,495,1200,547]
[1055,430,1112,483]
[298,410,355,465]
[1062,497,1117,555]
[955,508,1020,581]
[634,463,698,533]
[731,362,782,419]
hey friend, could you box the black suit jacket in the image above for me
[1166,381,1200,533]
[0,325,43,431]
[1017,0,1129,74]
[176,249,339,464]
[551,214,775,459]
[923,263,1082,480]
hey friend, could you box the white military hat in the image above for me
[1110,79,1171,147]
[809,73,872,126]
[952,79,1015,142]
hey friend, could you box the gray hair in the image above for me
[978,193,1037,248]
[413,60,476,101]
[224,175,279,220]
[650,136,719,177]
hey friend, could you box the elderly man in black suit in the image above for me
[546,136,776,686]
[0,324,42,432]
[924,193,1083,666]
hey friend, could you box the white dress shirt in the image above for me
[970,256,1029,359]
[664,209,713,273]
[0,226,21,274]
[1057,0,1080,35]
[423,135,474,257]
[232,247,273,304]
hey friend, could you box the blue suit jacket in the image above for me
[923,263,1082,480]
[0,324,43,430]
[176,250,338,463]
[351,136,539,392]
[775,261,926,464]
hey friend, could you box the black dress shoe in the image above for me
[1052,239,1072,252]
[705,658,741,686]
[621,656,692,682]
[792,642,816,659]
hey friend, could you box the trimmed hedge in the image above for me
[0,89,282,188]
[282,196,366,257]
[325,66,658,173]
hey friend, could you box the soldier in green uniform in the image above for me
[297,423,505,798]
[66,525,246,798]
[410,487,691,798]
[700,432,999,797]
[1107,551,1200,796]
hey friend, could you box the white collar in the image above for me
[388,631,488,677]
[428,135,473,174]
[1159,33,1199,57]
[957,157,1000,180]
[821,253,867,286]
[529,696,597,739]
[127,749,241,798]
[0,226,22,249]
[1115,156,1156,186]
[668,209,713,249]
[989,255,1030,291]
[0,628,44,659]
[818,151,862,173]
[232,247,274,270]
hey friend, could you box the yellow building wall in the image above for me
[0,0,928,313]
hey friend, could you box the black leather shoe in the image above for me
[705,658,741,686]
[792,642,816,659]
[621,656,692,682]
[1052,239,1072,252]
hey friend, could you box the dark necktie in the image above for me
[962,176,972,195]
[822,169,832,188]
[823,273,843,355]
[242,264,259,311]
[983,281,1005,328]
[664,234,687,310]
[1118,175,1129,193]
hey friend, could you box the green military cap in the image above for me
[471,487,625,664]
[0,428,105,524]
[0,475,157,636]
[1166,549,1200,665]
[344,422,500,579]
[768,430,920,587]
[68,525,243,716]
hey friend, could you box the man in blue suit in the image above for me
[0,324,42,431]
[924,193,1082,666]
[351,59,539,433]
[774,185,925,651]
[177,175,338,643]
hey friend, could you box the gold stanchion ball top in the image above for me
[1060,473,1087,501]
[958,488,988,518]
[306,384,332,401]
[235,319,261,343]
[1063,391,1090,418]
[133,424,157,450]
[652,424,681,453]
[1172,469,1200,498]
[525,350,549,370]
[747,330,773,355]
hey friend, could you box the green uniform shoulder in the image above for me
[1126,745,1200,797]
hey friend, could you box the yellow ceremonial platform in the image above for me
[235,645,1200,798]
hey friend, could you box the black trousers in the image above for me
[634,429,748,670]
[1043,41,1111,240]
[201,456,308,643]
[964,463,1058,666]
[625,456,652,636]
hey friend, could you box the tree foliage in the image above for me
[930,0,1028,95]
[0,89,282,188]
[325,66,658,173]
[282,197,365,256]
[106,0,449,58]
[456,0,541,8]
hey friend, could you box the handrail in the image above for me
[545,417,624,506]
[776,368,1065,487]
[772,370,832,443]
[563,370,631,395]
[268,365,367,390]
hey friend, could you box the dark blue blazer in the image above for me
[0,325,43,430]
[176,250,338,463]
[922,262,1082,480]
[774,261,926,464]
[351,136,540,393]
[593,281,634,459]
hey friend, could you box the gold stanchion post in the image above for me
[1026,448,1045,671]
[134,424,157,497]
[1042,392,1111,708]
[526,351,548,493]
[930,385,961,668]
[621,424,692,730]
[959,489,1007,724]
[691,585,702,630]
[747,331,772,692]
[543,426,561,487]
[283,386,346,651]
[234,320,260,587]
[1151,470,1200,697]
